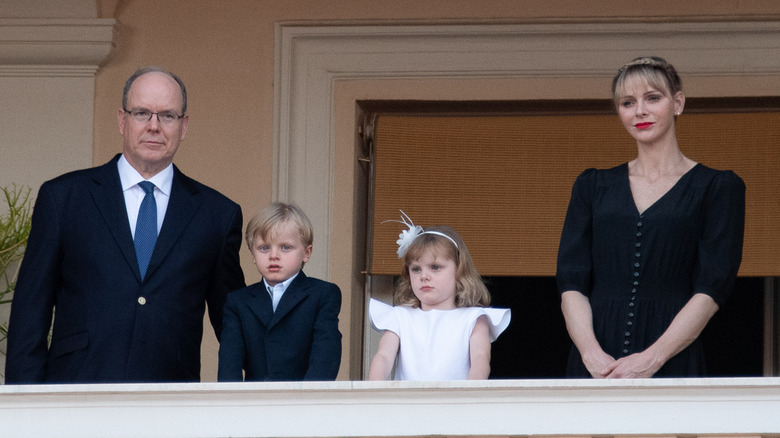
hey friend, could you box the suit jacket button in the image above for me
[138,297,147,305]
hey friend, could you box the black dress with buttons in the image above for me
[556,163,745,377]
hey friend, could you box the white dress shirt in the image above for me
[263,272,299,312]
[117,155,173,237]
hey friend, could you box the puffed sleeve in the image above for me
[693,170,745,306]
[369,298,400,335]
[556,169,597,296]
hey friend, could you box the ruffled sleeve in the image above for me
[369,298,400,335]
[480,307,512,342]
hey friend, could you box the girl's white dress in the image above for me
[369,298,511,381]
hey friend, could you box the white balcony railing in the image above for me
[1,377,780,437]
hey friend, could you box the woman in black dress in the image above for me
[556,56,745,378]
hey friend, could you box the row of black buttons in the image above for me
[623,214,645,355]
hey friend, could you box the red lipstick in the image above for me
[635,122,653,130]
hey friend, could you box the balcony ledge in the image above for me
[1,377,780,437]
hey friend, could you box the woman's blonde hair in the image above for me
[393,225,490,308]
[612,56,682,107]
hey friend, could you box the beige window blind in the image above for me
[370,112,780,277]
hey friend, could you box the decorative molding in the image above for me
[0,18,116,76]
[1,378,779,436]
[274,20,780,280]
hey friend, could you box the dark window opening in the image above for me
[486,276,764,379]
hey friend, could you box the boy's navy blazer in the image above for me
[218,271,342,381]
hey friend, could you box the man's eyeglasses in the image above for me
[124,108,185,124]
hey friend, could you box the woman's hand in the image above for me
[561,290,618,378]
[606,293,718,378]
[605,350,662,378]
[581,349,618,378]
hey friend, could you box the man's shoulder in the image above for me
[173,167,240,209]
[41,159,116,190]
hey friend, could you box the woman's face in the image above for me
[616,75,684,146]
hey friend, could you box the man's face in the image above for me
[117,72,189,178]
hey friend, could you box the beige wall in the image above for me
[94,0,780,246]
[87,0,780,380]
[3,0,780,382]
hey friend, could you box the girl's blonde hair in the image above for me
[394,225,490,308]
[611,56,682,107]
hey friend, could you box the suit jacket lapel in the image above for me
[89,155,139,279]
[271,272,311,325]
[247,273,312,329]
[247,284,275,327]
[144,165,200,280]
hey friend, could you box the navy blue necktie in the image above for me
[134,181,157,280]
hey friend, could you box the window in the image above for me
[363,99,779,377]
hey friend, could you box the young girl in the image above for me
[368,212,511,381]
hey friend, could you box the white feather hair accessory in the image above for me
[384,210,458,258]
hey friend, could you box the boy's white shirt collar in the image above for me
[263,271,299,293]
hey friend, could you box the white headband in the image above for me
[384,210,458,258]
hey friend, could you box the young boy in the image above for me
[218,202,342,381]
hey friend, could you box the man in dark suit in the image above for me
[218,202,341,381]
[5,67,245,383]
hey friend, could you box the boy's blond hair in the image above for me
[245,202,314,249]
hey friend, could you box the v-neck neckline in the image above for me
[626,162,700,216]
